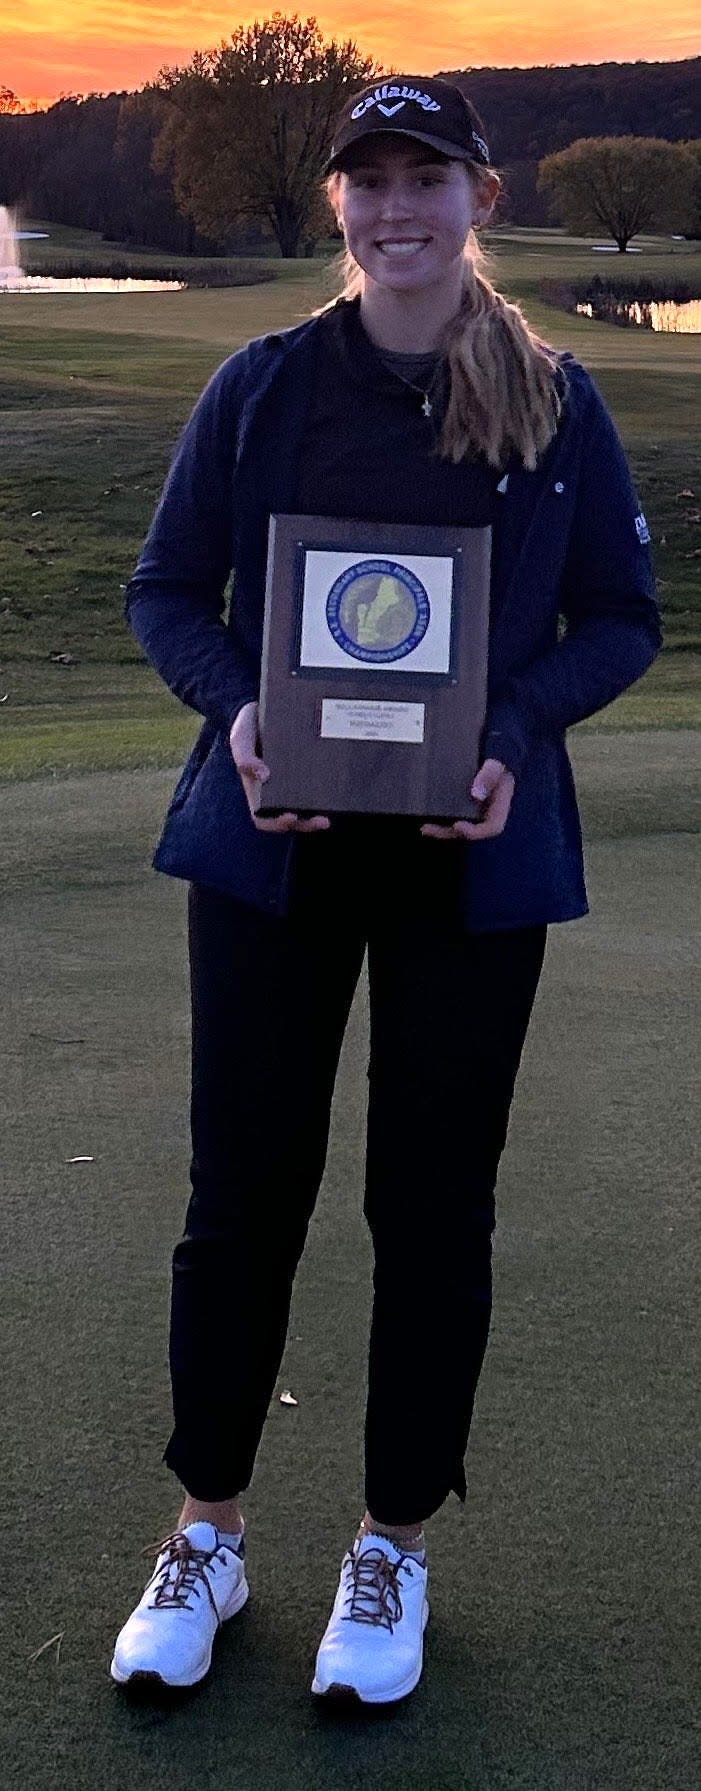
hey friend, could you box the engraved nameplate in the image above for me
[320,698,425,743]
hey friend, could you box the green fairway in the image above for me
[2,226,698,1788]
[1,228,699,784]
[0,650,699,785]
[1,730,698,1789]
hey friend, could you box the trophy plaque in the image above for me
[257,513,491,820]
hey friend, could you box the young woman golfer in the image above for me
[111,76,661,1703]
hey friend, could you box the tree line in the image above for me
[1,22,699,257]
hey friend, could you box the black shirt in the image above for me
[293,294,500,531]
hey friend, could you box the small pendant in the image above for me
[421,394,432,417]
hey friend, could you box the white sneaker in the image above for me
[311,1531,429,1704]
[110,1520,249,1689]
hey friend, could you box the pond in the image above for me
[1,275,186,293]
[0,209,186,292]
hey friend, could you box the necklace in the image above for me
[383,358,445,418]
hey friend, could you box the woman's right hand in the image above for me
[229,702,330,833]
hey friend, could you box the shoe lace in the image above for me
[341,1544,413,1634]
[140,1529,228,1622]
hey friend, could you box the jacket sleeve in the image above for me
[124,347,259,735]
[482,376,663,777]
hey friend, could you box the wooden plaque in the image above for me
[257,512,491,820]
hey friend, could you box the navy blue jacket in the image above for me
[125,307,662,930]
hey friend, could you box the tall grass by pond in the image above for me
[542,274,701,331]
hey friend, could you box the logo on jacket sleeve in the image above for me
[634,512,651,545]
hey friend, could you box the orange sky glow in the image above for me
[2,2,699,111]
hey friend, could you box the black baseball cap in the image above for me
[321,76,491,176]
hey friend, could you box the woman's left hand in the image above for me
[420,758,515,842]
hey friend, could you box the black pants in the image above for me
[163,818,548,1525]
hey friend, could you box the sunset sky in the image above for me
[2,1,699,110]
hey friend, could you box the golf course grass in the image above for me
[2,735,699,1790]
[1,225,700,783]
[1,229,699,1789]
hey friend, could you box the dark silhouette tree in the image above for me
[538,135,696,250]
[681,139,701,237]
[150,12,380,257]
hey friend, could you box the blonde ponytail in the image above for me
[316,174,569,473]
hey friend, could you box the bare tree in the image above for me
[538,135,696,251]
[150,12,381,257]
[0,87,22,114]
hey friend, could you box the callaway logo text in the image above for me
[351,84,442,121]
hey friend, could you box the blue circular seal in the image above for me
[326,559,430,663]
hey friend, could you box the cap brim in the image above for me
[320,127,476,178]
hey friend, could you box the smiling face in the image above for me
[331,134,497,294]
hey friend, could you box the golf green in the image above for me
[1,730,698,1790]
